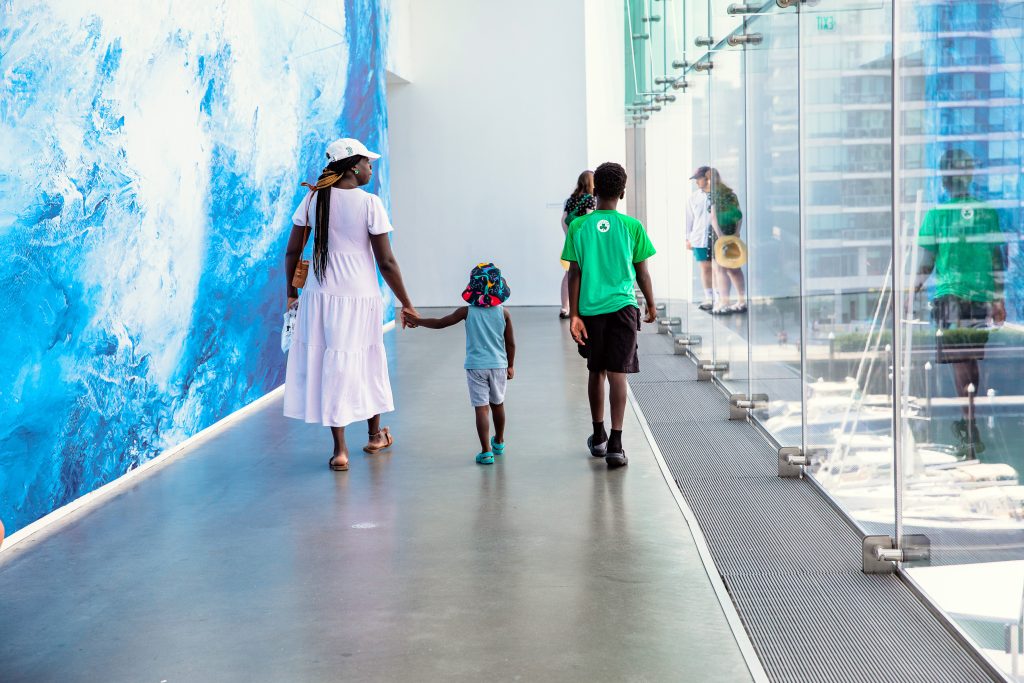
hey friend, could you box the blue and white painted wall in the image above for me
[0,0,390,534]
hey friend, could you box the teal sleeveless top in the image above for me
[465,305,508,369]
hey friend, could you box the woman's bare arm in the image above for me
[370,233,417,326]
[285,225,311,307]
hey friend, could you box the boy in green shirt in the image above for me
[561,162,657,469]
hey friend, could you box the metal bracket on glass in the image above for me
[671,79,689,91]
[672,59,689,70]
[654,76,675,85]
[862,536,895,574]
[697,361,728,381]
[666,317,682,334]
[862,535,931,574]
[632,33,650,41]
[729,393,768,421]
[693,62,714,73]
[674,335,701,355]
[776,0,819,6]
[657,318,672,335]
[654,94,676,103]
[778,446,809,478]
[727,3,760,13]
[642,15,661,23]
[728,33,763,47]
[694,35,715,47]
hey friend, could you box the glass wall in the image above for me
[627,0,1024,678]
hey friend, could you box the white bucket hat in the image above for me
[325,137,381,163]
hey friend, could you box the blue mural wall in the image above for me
[0,0,391,534]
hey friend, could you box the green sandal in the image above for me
[476,451,495,465]
[490,437,505,456]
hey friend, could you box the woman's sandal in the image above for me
[363,427,394,454]
[329,454,349,471]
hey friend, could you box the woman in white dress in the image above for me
[283,138,417,471]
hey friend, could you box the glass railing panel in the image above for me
[708,46,750,394]
[683,66,716,355]
[743,10,802,431]
[646,0,669,101]
[895,1,1024,677]
[626,0,652,108]
[798,0,895,537]
[685,0,712,55]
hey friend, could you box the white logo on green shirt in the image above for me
[597,219,611,233]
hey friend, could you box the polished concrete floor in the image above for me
[0,307,752,683]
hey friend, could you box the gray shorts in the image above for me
[466,368,508,407]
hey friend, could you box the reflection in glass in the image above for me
[897,2,1024,676]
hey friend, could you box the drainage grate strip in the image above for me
[631,330,997,683]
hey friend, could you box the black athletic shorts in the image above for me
[931,295,991,364]
[576,305,641,373]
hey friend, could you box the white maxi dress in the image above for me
[283,187,394,427]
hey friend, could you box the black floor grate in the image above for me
[631,331,997,683]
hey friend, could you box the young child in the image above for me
[561,162,657,469]
[406,263,515,465]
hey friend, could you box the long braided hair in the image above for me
[300,155,365,281]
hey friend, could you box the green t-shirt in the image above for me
[917,197,1004,302]
[560,210,656,316]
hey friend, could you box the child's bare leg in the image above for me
[474,405,491,453]
[491,402,505,444]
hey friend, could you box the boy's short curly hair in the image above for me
[593,162,628,200]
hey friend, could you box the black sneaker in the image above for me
[588,435,608,457]
[697,302,713,311]
[605,450,628,469]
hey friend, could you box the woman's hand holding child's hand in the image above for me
[401,306,420,328]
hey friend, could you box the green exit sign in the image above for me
[817,15,836,31]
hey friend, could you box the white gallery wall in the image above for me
[583,0,627,173]
[387,0,626,306]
